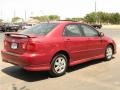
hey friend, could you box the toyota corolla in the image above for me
[1,20,116,77]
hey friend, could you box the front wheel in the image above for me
[104,45,113,61]
[49,54,68,77]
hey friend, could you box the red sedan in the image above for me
[1,21,116,77]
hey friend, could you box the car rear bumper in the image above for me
[1,50,50,71]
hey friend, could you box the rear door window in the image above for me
[63,24,83,37]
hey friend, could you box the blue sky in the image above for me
[0,0,120,21]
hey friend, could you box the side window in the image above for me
[64,24,83,37]
[80,25,99,37]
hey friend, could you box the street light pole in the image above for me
[14,9,16,18]
[95,0,97,24]
[24,10,27,22]
[95,1,96,13]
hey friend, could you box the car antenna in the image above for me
[40,10,50,23]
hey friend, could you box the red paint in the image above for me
[1,21,116,71]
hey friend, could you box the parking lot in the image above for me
[0,28,120,90]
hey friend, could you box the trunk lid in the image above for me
[4,33,36,54]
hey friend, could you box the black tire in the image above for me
[15,29,18,32]
[49,54,68,77]
[2,30,5,32]
[104,45,113,61]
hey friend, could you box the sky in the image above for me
[0,0,120,21]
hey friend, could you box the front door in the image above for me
[80,24,104,58]
[63,24,88,61]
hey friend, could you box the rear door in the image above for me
[63,24,88,61]
[79,24,104,58]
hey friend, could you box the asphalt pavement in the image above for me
[0,28,120,90]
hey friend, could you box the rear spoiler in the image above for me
[5,33,35,38]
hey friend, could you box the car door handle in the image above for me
[66,39,70,40]
[88,38,91,40]
[65,38,71,41]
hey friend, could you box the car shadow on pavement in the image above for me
[2,66,50,82]
[67,58,113,73]
[2,58,113,82]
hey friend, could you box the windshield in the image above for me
[20,23,58,35]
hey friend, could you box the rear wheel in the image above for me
[49,54,68,77]
[15,29,18,32]
[104,45,113,61]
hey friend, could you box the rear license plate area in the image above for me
[11,43,18,49]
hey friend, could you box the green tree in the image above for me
[0,19,3,23]
[65,18,72,20]
[84,12,120,24]
[84,12,96,24]
[31,16,48,22]
[12,17,21,23]
[48,15,60,21]
[31,15,60,22]
[110,13,120,24]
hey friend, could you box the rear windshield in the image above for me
[20,23,58,35]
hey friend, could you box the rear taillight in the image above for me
[21,43,27,50]
[4,40,8,48]
[4,40,7,46]
[26,43,36,51]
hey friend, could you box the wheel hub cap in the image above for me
[54,57,66,74]
[106,47,112,59]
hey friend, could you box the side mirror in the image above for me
[99,32,104,37]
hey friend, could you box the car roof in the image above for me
[41,20,81,24]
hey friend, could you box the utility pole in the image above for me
[95,1,96,13]
[30,11,34,17]
[12,9,16,23]
[24,10,27,22]
[14,9,16,18]
[95,1,97,24]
